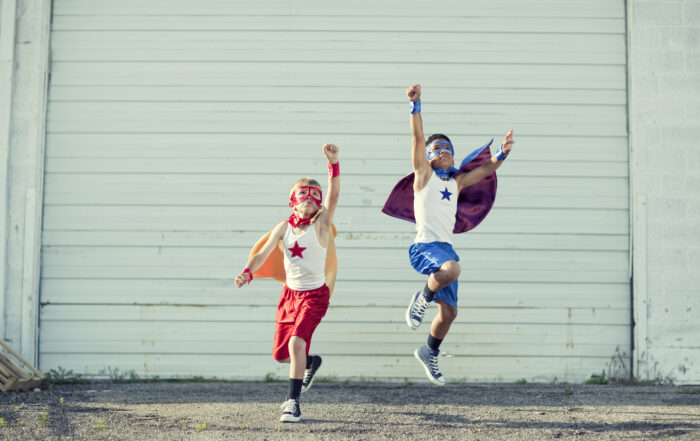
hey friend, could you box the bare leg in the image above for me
[430,299,458,339]
[427,259,460,292]
[427,260,460,338]
[288,336,307,379]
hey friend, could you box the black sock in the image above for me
[422,283,436,302]
[288,378,303,400]
[427,334,443,352]
[306,355,314,369]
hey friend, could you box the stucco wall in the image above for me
[629,0,700,384]
[0,0,50,363]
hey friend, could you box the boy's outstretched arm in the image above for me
[456,129,515,191]
[316,143,340,245]
[407,84,432,191]
[234,220,286,287]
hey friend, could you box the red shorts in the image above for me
[272,284,330,361]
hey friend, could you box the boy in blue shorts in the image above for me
[397,84,514,385]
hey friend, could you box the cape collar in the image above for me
[433,166,458,179]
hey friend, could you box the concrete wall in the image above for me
[0,0,50,363]
[629,0,700,384]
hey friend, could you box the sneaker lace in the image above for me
[412,294,428,317]
[282,399,299,413]
[429,353,442,376]
[303,369,313,383]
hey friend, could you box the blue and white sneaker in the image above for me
[405,291,429,330]
[280,398,302,423]
[414,345,445,386]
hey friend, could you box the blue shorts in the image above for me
[408,242,460,307]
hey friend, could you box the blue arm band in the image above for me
[409,100,421,114]
[495,144,509,161]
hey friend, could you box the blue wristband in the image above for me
[409,100,421,114]
[495,144,509,161]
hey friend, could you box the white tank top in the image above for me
[283,223,327,291]
[414,171,458,244]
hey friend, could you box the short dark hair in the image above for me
[426,133,452,145]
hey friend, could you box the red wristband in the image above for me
[243,268,253,284]
[328,162,339,178]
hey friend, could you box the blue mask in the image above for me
[426,139,454,160]
[427,139,457,178]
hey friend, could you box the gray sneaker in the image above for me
[405,291,429,330]
[280,398,301,423]
[414,345,446,386]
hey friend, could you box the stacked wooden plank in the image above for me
[0,341,44,392]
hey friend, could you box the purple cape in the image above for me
[381,139,497,234]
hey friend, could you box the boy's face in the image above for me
[427,139,455,169]
[289,185,322,217]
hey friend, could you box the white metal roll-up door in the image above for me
[41,0,629,382]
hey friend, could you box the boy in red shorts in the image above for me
[235,143,340,423]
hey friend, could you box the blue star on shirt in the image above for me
[440,187,452,201]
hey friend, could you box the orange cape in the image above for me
[249,223,338,296]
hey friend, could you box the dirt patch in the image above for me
[1,382,699,440]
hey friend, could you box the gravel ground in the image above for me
[0,381,699,441]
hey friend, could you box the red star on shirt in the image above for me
[288,241,306,258]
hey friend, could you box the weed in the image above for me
[128,370,140,383]
[585,371,608,385]
[564,386,574,395]
[38,412,49,426]
[93,419,106,430]
[59,397,65,405]
[515,378,527,385]
[0,417,5,427]
[43,367,85,386]
[587,369,675,386]
[316,374,338,383]
[195,423,208,431]
[264,372,279,382]
[679,387,700,394]
[193,376,205,382]
[239,423,247,429]
[99,367,125,382]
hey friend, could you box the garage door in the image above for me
[40,0,629,382]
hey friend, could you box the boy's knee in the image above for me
[288,336,307,351]
[441,260,461,280]
[441,304,458,322]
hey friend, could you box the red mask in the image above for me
[288,186,322,208]
[288,186,322,227]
